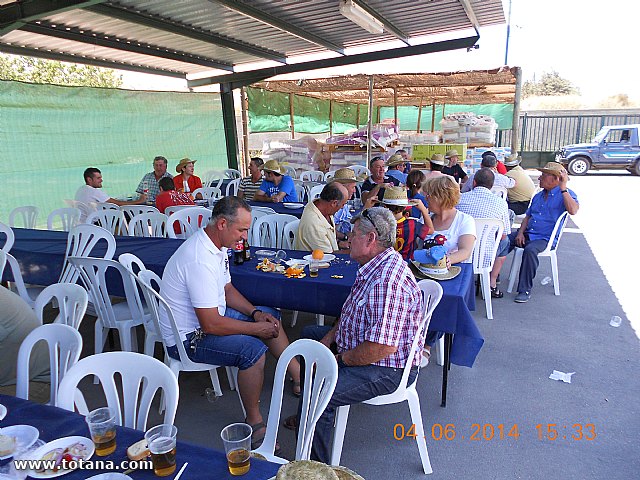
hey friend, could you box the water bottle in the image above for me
[142,180,149,195]
[183,179,190,193]
[540,276,552,285]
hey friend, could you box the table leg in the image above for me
[440,333,453,407]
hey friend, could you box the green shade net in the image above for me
[0,80,228,227]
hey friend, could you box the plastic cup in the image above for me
[309,259,320,278]
[85,407,117,456]
[220,423,252,476]
[145,424,177,477]
[610,316,622,327]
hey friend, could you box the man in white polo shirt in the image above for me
[160,196,301,450]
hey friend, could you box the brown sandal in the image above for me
[282,415,299,431]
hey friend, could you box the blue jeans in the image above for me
[508,232,548,293]
[300,325,417,463]
[166,306,279,370]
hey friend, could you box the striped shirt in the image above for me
[239,176,263,201]
[336,248,424,368]
[136,171,173,203]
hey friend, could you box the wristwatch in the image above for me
[250,309,262,320]
[560,189,568,194]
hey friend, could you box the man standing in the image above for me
[253,160,297,203]
[75,168,147,220]
[461,155,516,193]
[238,157,264,201]
[509,162,579,303]
[503,154,536,215]
[296,182,348,254]
[442,149,468,186]
[135,156,173,204]
[456,168,511,298]
[360,156,400,205]
[160,197,301,447]
[385,154,408,184]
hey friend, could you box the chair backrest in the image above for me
[65,199,97,223]
[16,323,82,406]
[118,253,147,276]
[350,165,370,178]
[283,165,297,178]
[57,351,179,430]
[164,204,195,216]
[255,339,338,461]
[0,221,15,252]
[294,182,307,203]
[324,171,335,182]
[251,213,298,248]
[227,178,241,197]
[250,206,276,231]
[96,202,120,211]
[34,283,89,329]
[167,207,212,239]
[300,170,324,182]
[128,212,169,238]
[47,208,81,231]
[224,168,242,179]
[192,187,222,201]
[86,209,127,236]
[543,211,570,253]
[9,206,38,229]
[308,184,325,201]
[0,249,6,276]
[202,170,224,189]
[69,257,145,330]
[472,218,504,272]
[120,205,159,220]
[282,219,300,250]
[61,224,117,284]
[490,186,508,199]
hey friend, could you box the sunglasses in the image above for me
[361,209,382,237]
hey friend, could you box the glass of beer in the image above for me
[220,423,252,476]
[309,259,320,278]
[85,407,117,456]
[145,424,178,477]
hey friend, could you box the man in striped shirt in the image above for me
[237,157,264,201]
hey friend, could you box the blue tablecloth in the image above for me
[3,229,483,368]
[0,394,279,480]
[249,201,305,218]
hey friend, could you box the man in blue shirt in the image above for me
[385,154,408,184]
[508,162,579,303]
[253,160,298,203]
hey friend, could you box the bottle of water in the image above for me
[183,179,190,193]
[540,276,552,285]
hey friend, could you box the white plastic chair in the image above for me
[283,165,297,178]
[251,213,298,248]
[128,212,169,238]
[0,221,15,252]
[87,209,127,236]
[294,182,307,203]
[167,207,212,239]
[65,199,97,223]
[330,280,443,474]
[16,323,83,407]
[136,270,241,411]
[69,257,147,356]
[507,211,570,296]
[282,220,300,250]
[300,171,324,182]
[203,173,224,190]
[34,283,88,329]
[491,186,508,199]
[192,187,222,202]
[227,178,241,197]
[350,165,370,178]
[308,184,325,201]
[96,202,120,211]
[57,351,179,430]
[324,171,335,182]
[120,205,159,221]
[47,208,81,231]
[9,206,38,229]
[224,168,242,179]
[0,250,6,278]
[164,204,195,216]
[253,339,338,463]
[472,218,504,320]
[250,206,275,232]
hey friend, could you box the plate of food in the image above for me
[285,259,308,267]
[282,203,304,209]
[0,425,39,459]
[303,253,336,263]
[0,404,6,421]
[25,436,94,478]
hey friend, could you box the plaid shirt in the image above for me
[336,248,424,368]
[136,171,173,203]
[456,187,510,267]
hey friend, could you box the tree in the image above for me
[522,71,579,98]
[0,54,123,88]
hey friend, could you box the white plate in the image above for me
[0,404,6,421]
[303,254,336,263]
[282,203,304,209]
[285,259,308,267]
[0,425,39,459]
[26,436,94,479]
[85,474,132,480]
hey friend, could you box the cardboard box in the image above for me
[412,144,467,162]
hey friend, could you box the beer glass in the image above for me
[85,407,117,456]
[220,423,252,476]
[145,424,178,477]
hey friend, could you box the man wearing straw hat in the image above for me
[331,168,358,249]
[253,159,298,203]
[173,157,202,196]
[442,149,468,186]
[503,153,536,215]
[385,154,408,184]
[508,162,579,303]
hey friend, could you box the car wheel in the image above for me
[631,160,640,176]
[567,157,590,176]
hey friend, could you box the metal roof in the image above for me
[0,0,505,84]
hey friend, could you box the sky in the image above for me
[120,0,640,100]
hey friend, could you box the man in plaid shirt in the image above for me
[288,207,424,463]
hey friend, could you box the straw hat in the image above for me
[410,248,461,280]
[386,154,406,167]
[175,158,196,173]
[445,149,460,159]
[430,153,446,166]
[381,186,412,206]
[504,153,521,167]
[331,167,357,183]
[260,159,286,175]
[537,161,567,178]
[275,460,364,480]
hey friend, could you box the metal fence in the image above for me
[497,112,640,153]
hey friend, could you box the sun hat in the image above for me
[386,154,406,167]
[445,149,460,159]
[260,159,286,175]
[537,161,567,178]
[331,167,357,183]
[175,158,196,173]
[504,153,521,167]
[430,153,446,166]
[381,186,412,207]
[410,246,461,280]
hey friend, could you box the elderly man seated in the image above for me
[462,154,516,193]
[385,154,408,184]
[284,207,424,463]
[296,182,349,253]
[360,156,400,205]
[503,154,536,215]
[160,196,302,449]
[135,155,173,204]
[253,160,298,203]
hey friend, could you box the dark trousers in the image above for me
[508,231,548,293]
[508,200,530,215]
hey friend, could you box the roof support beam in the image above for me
[0,0,104,35]
[351,0,410,46]
[0,43,187,78]
[20,22,234,71]
[210,0,345,55]
[188,34,480,89]
[85,3,287,64]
